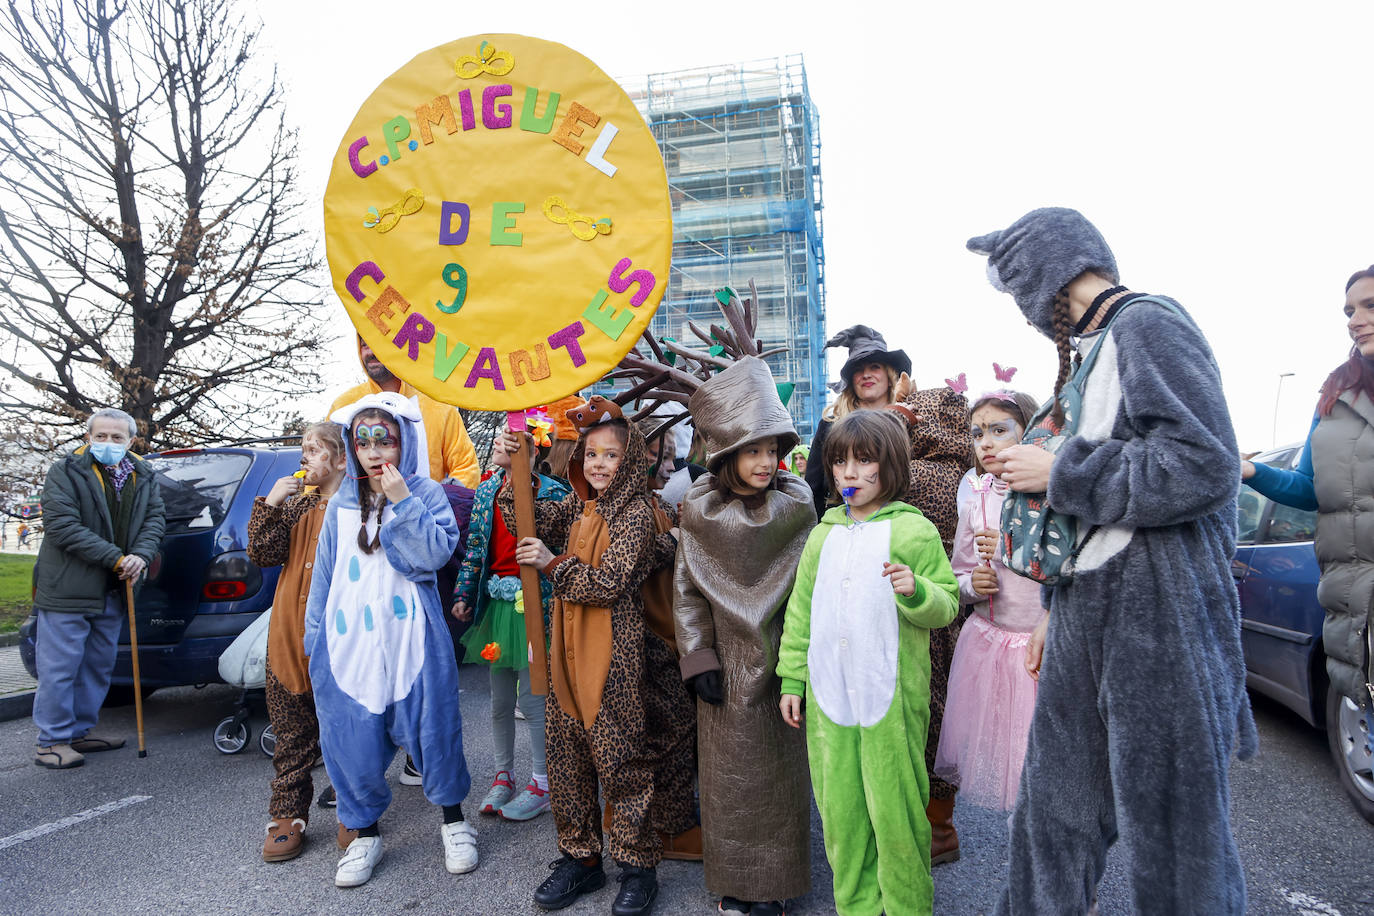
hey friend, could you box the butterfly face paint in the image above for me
[970,404,1023,475]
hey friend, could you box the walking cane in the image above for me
[123,577,147,757]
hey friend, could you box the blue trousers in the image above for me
[33,595,122,746]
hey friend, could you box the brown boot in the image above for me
[660,824,702,861]
[927,795,960,865]
[337,822,358,850]
[262,817,307,863]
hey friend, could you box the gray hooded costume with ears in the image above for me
[968,209,1256,915]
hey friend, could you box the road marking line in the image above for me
[0,795,152,851]
[1281,888,1344,916]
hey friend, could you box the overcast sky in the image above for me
[255,0,1374,452]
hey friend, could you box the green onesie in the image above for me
[778,501,959,916]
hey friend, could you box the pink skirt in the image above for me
[934,613,1038,812]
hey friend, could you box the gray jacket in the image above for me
[34,446,166,614]
[1312,389,1374,701]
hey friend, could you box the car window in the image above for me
[1266,501,1317,543]
[153,453,252,535]
[1237,488,1267,545]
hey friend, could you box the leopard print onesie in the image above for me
[501,417,686,868]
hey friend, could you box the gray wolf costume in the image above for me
[968,208,1257,915]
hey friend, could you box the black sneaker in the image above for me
[611,865,657,916]
[750,903,787,916]
[533,853,606,910]
[399,755,422,786]
[317,785,337,809]
[719,898,752,916]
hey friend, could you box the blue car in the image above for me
[20,440,303,700]
[1236,445,1374,823]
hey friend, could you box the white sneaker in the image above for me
[335,835,383,887]
[440,820,479,874]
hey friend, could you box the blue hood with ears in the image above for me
[329,392,431,505]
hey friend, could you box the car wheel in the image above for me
[213,716,250,754]
[1325,682,1374,824]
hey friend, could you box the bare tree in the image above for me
[0,0,327,453]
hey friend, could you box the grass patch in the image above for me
[0,554,36,633]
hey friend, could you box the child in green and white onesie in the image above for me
[778,409,959,916]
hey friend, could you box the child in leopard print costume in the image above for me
[501,397,688,915]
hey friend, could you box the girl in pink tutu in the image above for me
[935,390,1046,811]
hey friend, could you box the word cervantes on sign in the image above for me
[325,34,672,410]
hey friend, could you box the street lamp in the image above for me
[1273,372,1294,448]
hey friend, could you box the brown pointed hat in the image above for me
[688,356,799,474]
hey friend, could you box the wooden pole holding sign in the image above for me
[507,414,549,696]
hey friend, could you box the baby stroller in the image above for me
[214,607,275,757]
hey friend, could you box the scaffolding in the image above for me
[618,55,827,440]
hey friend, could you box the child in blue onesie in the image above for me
[305,392,474,888]
[777,409,960,916]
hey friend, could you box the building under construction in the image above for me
[622,55,827,440]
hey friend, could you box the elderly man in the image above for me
[32,408,166,769]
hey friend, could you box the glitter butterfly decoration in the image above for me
[993,363,1017,383]
[944,372,968,394]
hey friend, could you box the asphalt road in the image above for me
[1,671,1370,915]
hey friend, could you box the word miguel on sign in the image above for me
[347,88,621,180]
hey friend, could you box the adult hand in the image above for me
[689,669,724,705]
[378,463,410,504]
[779,694,804,729]
[117,554,147,581]
[1025,612,1050,680]
[881,561,915,597]
[1240,459,1256,480]
[451,600,472,622]
[997,444,1054,493]
[971,565,999,596]
[514,536,555,570]
[265,474,303,507]
[974,528,997,562]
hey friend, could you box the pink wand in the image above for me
[971,472,997,624]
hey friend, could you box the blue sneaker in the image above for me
[499,781,550,821]
[479,772,516,815]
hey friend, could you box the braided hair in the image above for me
[1049,290,1078,428]
[347,408,397,554]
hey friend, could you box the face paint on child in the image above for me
[833,451,884,520]
[301,432,346,489]
[351,417,402,485]
[970,404,1023,475]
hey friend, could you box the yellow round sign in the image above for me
[324,34,672,411]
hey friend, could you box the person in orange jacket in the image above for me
[330,336,480,488]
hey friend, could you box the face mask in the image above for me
[90,442,128,466]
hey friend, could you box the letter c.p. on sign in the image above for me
[324,33,672,411]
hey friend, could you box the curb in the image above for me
[0,690,34,723]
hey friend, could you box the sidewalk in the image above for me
[0,644,36,722]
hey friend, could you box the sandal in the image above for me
[35,744,84,769]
